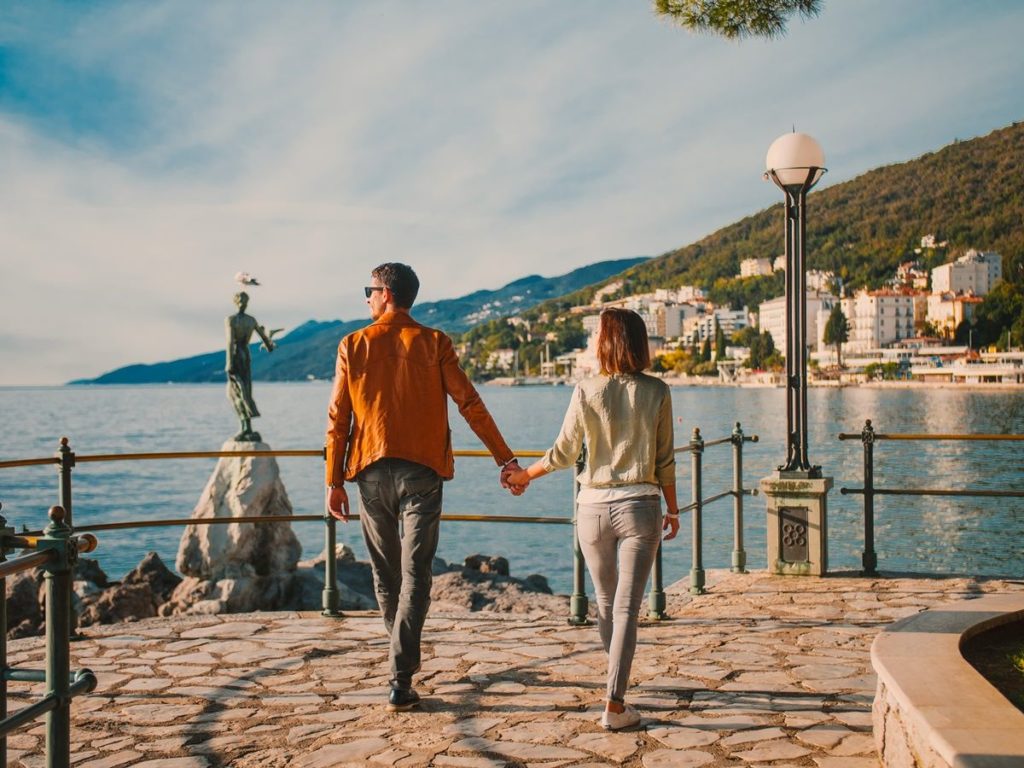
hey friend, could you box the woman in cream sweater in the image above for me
[506,308,680,730]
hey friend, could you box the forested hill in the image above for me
[73,257,646,384]
[514,121,1024,317]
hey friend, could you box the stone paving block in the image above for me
[796,723,854,748]
[732,741,812,762]
[78,751,144,768]
[831,733,876,756]
[432,756,507,768]
[450,736,587,761]
[443,717,506,737]
[292,737,392,767]
[721,726,788,746]
[641,748,715,767]
[567,732,641,762]
[647,726,720,749]
[497,719,579,743]
[812,757,881,767]
[134,759,210,768]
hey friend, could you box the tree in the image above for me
[714,319,727,360]
[822,305,850,367]
[700,337,712,362]
[654,0,822,40]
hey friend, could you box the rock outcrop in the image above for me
[165,440,302,615]
[79,552,182,625]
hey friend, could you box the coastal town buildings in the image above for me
[931,249,1002,295]
[757,291,838,352]
[740,257,774,277]
[841,289,916,353]
[682,307,749,345]
[926,292,984,338]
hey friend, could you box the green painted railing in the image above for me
[0,504,99,768]
[0,425,758,763]
[839,419,1024,576]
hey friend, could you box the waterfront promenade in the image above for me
[6,570,1022,768]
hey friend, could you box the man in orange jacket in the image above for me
[326,262,526,711]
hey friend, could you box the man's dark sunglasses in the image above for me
[364,286,384,298]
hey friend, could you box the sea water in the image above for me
[1,383,1023,593]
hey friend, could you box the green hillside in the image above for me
[458,121,1024,371]
[566,121,1023,307]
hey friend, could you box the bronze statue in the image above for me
[226,291,280,442]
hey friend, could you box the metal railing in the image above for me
[839,419,1024,576]
[0,424,759,761]
[0,504,99,768]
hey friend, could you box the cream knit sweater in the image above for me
[540,373,676,488]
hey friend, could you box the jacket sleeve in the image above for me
[654,385,676,487]
[324,338,353,486]
[540,384,584,473]
[439,334,514,466]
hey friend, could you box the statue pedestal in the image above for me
[166,439,303,615]
[759,474,833,576]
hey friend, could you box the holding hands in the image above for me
[500,458,529,496]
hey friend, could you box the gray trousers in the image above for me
[577,497,661,702]
[356,458,443,689]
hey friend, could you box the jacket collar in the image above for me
[372,309,419,327]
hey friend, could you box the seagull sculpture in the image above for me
[234,271,261,287]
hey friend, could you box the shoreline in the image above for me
[659,376,1024,391]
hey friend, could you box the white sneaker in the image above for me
[601,704,641,730]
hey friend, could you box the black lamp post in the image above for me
[764,132,827,478]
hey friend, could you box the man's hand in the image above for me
[327,485,350,522]
[500,459,529,497]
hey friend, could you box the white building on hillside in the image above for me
[841,289,916,353]
[926,292,984,338]
[931,250,1002,296]
[740,258,774,278]
[757,292,838,353]
[682,308,749,345]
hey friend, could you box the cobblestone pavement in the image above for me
[6,571,1022,767]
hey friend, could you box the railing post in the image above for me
[568,450,590,625]
[321,449,342,618]
[647,542,667,620]
[56,439,78,640]
[730,422,748,573]
[41,506,73,768]
[1,503,10,767]
[861,420,878,577]
[689,428,705,595]
[321,504,342,619]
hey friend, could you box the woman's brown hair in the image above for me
[598,308,651,374]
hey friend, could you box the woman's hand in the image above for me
[663,512,680,540]
[504,468,530,487]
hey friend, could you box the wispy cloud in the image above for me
[1,0,1023,384]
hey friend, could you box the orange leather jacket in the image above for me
[325,311,514,485]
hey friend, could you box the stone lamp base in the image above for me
[760,474,833,576]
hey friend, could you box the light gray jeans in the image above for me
[577,497,661,702]
[356,458,443,690]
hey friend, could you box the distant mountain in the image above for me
[73,257,646,384]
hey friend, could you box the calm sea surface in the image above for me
[1,383,1023,593]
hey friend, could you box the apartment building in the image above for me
[757,291,838,352]
[926,292,984,338]
[740,258,774,278]
[841,289,916,353]
[931,250,1002,296]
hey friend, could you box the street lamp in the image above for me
[764,132,827,478]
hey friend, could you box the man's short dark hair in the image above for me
[372,263,419,309]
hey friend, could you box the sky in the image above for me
[1,1,1023,385]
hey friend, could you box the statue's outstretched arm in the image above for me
[256,323,279,352]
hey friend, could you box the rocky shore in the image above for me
[3,548,563,639]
